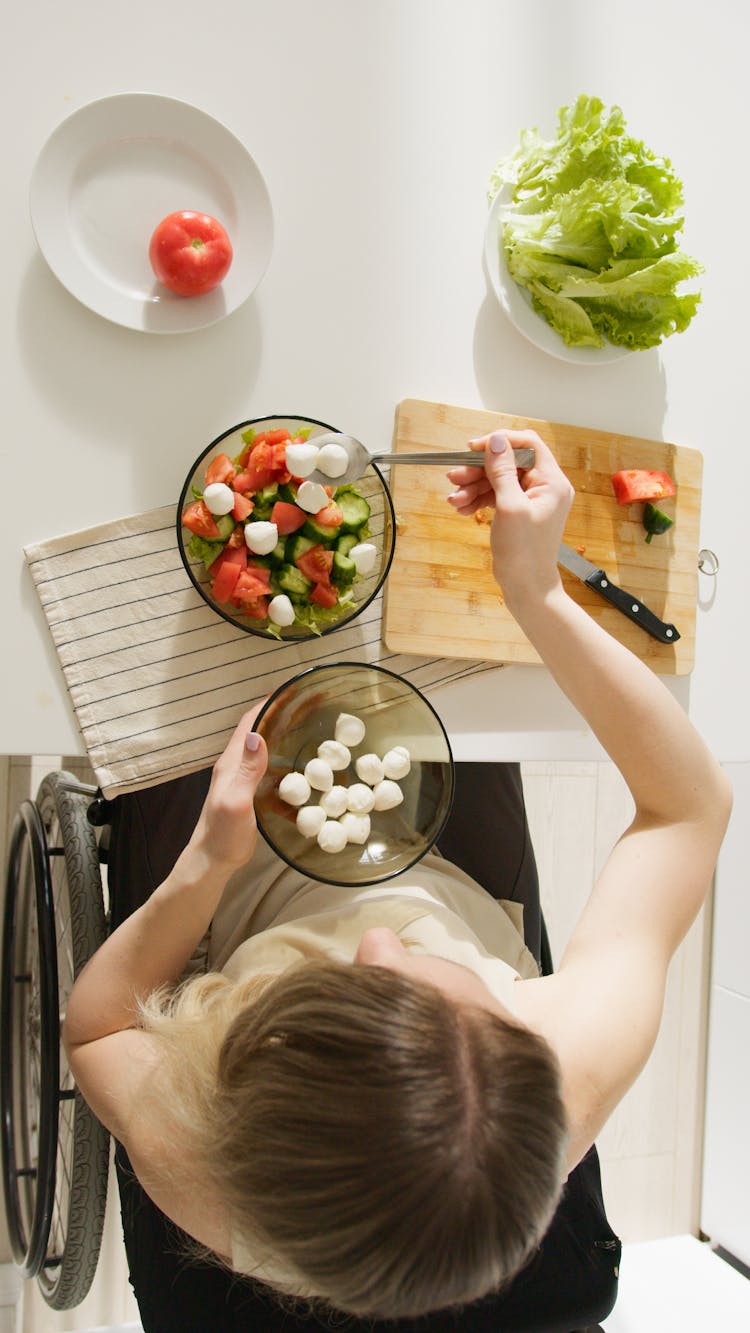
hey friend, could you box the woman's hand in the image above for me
[446,430,574,611]
[187,705,269,876]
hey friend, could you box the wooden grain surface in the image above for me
[382,399,703,675]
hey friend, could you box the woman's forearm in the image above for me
[510,580,728,823]
[62,840,230,1050]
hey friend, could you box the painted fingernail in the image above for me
[489,431,507,454]
[245,732,261,752]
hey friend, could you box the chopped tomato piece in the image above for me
[296,544,333,586]
[208,544,247,576]
[232,563,272,600]
[210,560,243,603]
[611,469,676,505]
[314,501,343,528]
[181,500,221,540]
[309,581,339,608]
[271,501,306,534]
[226,525,246,549]
[209,544,247,601]
[235,595,269,620]
[233,467,276,494]
[237,430,289,469]
[247,438,291,483]
[204,452,236,487]
[231,493,254,522]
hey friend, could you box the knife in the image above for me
[557,544,680,644]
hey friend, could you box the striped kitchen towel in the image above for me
[25,507,498,797]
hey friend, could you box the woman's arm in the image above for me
[62,711,267,1053]
[448,432,732,1159]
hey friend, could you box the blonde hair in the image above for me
[140,960,567,1319]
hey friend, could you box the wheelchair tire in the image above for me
[1,773,110,1309]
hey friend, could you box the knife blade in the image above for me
[557,544,680,644]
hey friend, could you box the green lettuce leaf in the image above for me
[489,94,702,350]
[186,534,223,568]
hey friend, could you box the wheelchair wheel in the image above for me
[1,772,110,1309]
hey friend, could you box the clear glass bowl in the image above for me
[253,662,455,887]
[176,414,395,641]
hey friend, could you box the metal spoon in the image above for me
[303,432,536,488]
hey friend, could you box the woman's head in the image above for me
[210,954,568,1319]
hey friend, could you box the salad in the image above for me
[181,426,376,637]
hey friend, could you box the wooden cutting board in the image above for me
[382,399,703,675]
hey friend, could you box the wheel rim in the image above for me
[1,802,60,1277]
[39,799,81,1290]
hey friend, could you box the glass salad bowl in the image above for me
[253,662,455,887]
[176,415,395,641]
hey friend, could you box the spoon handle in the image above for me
[373,448,536,470]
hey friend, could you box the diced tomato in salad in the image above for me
[315,501,343,527]
[271,501,306,534]
[182,500,221,540]
[181,424,373,632]
[296,544,334,585]
[231,492,254,522]
[209,545,246,603]
[204,453,237,487]
[309,581,339,608]
[233,467,275,493]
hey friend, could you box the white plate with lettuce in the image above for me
[484,96,703,364]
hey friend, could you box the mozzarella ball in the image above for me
[349,542,378,576]
[285,442,320,478]
[296,480,330,514]
[334,712,366,747]
[244,520,279,555]
[372,779,404,811]
[346,782,375,814]
[317,820,348,854]
[382,746,411,780]
[320,785,349,818]
[340,811,371,845]
[304,757,334,792]
[355,752,385,786]
[316,442,349,478]
[296,804,327,838]
[278,771,311,807]
[203,482,235,516]
[317,739,351,771]
[268,594,295,627]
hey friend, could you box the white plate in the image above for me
[484,186,630,365]
[30,93,274,334]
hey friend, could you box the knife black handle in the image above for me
[585,569,681,644]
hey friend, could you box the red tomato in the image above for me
[248,439,290,482]
[148,211,233,297]
[232,564,272,601]
[231,493,254,522]
[182,500,221,540]
[209,544,247,602]
[309,582,339,608]
[204,453,236,487]
[271,501,306,534]
[314,502,343,528]
[232,468,276,494]
[611,469,676,505]
[296,544,333,586]
[238,596,269,620]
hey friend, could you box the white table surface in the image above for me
[4,0,748,762]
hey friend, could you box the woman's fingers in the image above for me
[214,702,266,774]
